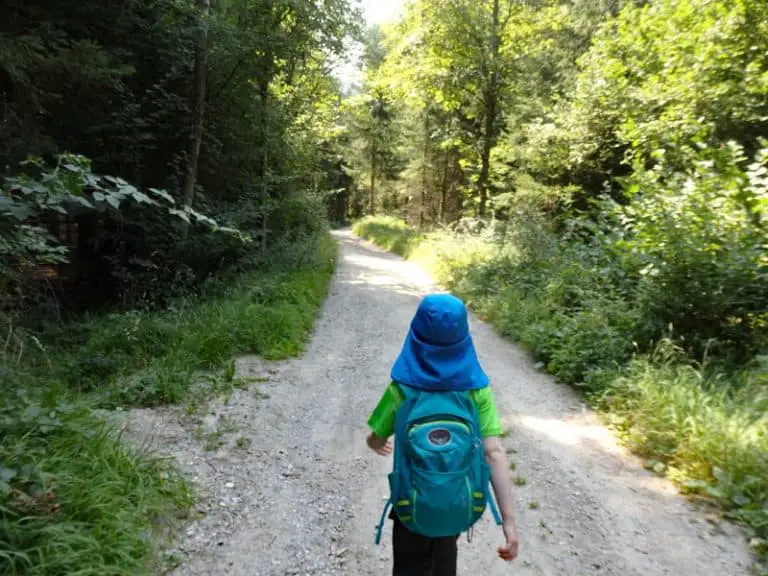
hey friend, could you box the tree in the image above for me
[182,0,210,209]
[0,0,361,310]
[344,88,400,215]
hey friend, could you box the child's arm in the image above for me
[484,436,520,562]
[366,383,402,456]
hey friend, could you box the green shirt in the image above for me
[367,382,503,439]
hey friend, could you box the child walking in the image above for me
[367,293,519,576]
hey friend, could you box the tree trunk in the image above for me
[369,142,377,215]
[182,0,210,209]
[439,149,450,224]
[419,115,429,228]
[478,0,500,218]
[259,74,270,256]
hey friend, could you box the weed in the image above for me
[217,415,238,434]
[203,430,224,452]
[514,476,528,487]
[236,437,252,450]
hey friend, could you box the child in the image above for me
[367,293,519,576]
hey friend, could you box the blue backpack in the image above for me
[375,385,502,544]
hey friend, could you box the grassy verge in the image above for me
[36,233,337,408]
[352,216,425,257]
[353,216,768,559]
[0,233,337,575]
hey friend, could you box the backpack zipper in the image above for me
[465,477,473,526]
[408,420,471,435]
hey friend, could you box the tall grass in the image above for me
[0,384,193,576]
[1,233,338,574]
[353,216,768,554]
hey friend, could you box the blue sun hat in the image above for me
[390,293,489,391]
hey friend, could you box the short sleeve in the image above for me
[471,387,503,437]
[367,382,405,438]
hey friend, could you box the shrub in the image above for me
[616,142,768,361]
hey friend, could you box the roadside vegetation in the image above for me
[1,0,354,572]
[348,0,768,566]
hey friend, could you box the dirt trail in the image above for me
[123,229,752,576]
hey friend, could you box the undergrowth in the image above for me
[0,233,337,575]
[33,233,337,408]
[354,215,768,563]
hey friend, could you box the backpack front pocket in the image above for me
[408,468,474,538]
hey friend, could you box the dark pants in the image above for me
[392,515,459,576]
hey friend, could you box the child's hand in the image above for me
[497,521,519,562]
[366,433,393,456]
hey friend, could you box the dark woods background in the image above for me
[0,0,360,319]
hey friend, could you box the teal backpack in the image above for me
[375,385,502,544]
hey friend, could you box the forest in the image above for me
[1,0,767,573]
[348,0,768,566]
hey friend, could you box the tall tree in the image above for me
[182,0,210,209]
[477,0,501,217]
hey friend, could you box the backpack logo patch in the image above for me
[428,428,452,446]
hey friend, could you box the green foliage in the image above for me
[353,215,768,556]
[534,0,768,189]
[603,346,768,542]
[43,233,337,408]
[352,216,423,256]
[0,154,245,313]
[0,387,193,576]
[615,142,768,360]
[0,233,336,574]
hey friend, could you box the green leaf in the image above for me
[148,188,175,204]
[105,195,121,210]
[0,467,17,482]
[168,208,190,223]
[69,195,94,209]
[130,191,154,204]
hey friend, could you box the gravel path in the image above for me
[124,229,752,576]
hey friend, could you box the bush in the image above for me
[615,142,768,361]
[0,154,247,315]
